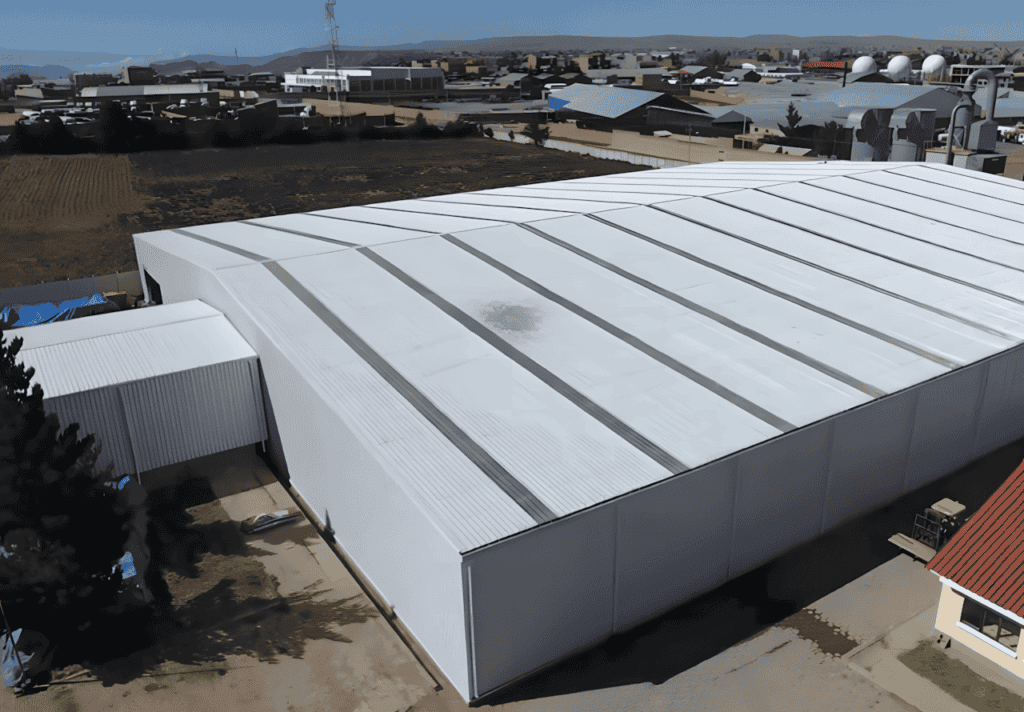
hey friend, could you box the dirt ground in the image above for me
[899,641,1024,712]
[0,138,645,290]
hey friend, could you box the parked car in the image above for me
[240,509,299,534]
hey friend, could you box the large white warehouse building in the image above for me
[119,161,1024,702]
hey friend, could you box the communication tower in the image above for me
[325,0,341,102]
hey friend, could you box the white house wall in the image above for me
[132,239,472,699]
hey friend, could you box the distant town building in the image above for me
[73,73,118,90]
[120,66,158,85]
[949,64,1011,86]
[283,66,444,93]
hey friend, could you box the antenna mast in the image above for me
[325,0,342,115]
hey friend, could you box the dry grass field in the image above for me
[0,138,646,290]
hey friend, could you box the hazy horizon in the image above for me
[3,2,1023,59]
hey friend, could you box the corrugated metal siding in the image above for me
[44,387,137,477]
[119,358,267,472]
[22,315,259,399]
[12,300,220,350]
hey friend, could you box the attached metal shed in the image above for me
[131,161,1024,703]
[13,300,268,481]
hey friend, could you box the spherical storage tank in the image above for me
[851,56,877,74]
[887,55,912,82]
[922,54,947,80]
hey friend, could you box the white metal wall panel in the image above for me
[180,222,350,262]
[373,198,574,222]
[613,457,737,632]
[119,358,267,472]
[532,214,949,394]
[611,204,1013,362]
[805,177,1024,245]
[760,183,1024,273]
[899,362,987,494]
[310,205,505,234]
[890,165,1024,203]
[465,504,616,698]
[659,198,1024,341]
[711,190,1024,302]
[278,361,471,700]
[44,387,137,477]
[820,390,918,531]
[971,346,1024,457]
[247,213,434,245]
[852,171,1024,224]
[729,421,832,578]
[373,236,781,468]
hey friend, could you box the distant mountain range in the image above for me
[5,33,1024,77]
[0,64,74,80]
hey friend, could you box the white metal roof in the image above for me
[17,300,258,399]
[133,161,1024,553]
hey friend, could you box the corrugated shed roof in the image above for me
[928,458,1024,617]
[134,162,1024,553]
[546,83,665,119]
[16,301,257,399]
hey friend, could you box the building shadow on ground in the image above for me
[476,443,1024,706]
[47,475,377,687]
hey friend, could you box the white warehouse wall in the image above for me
[464,347,1024,700]
[133,240,472,699]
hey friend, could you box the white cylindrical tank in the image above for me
[922,54,947,80]
[887,55,912,82]
[851,56,877,74]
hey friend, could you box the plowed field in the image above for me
[0,154,145,232]
[0,139,645,289]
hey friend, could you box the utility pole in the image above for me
[325,0,342,125]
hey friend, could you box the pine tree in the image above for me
[0,329,134,640]
[786,101,802,129]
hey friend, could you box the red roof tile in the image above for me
[928,458,1024,617]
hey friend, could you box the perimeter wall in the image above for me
[464,343,1024,698]
[132,240,472,700]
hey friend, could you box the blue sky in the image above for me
[3,3,1023,57]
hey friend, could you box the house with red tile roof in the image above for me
[927,457,1024,674]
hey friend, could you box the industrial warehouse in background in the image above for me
[7,159,1022,702]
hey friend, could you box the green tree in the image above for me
[96,101,132,153]
[522,121,550,146]
[0,329,134,640]
[785,101,802,129]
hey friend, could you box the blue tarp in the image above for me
[0,293,114,329]
[1,629,51,691]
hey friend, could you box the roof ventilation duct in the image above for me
[889,108,936,162]
[845,108,892,161]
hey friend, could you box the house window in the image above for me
[961,598,1021,651]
